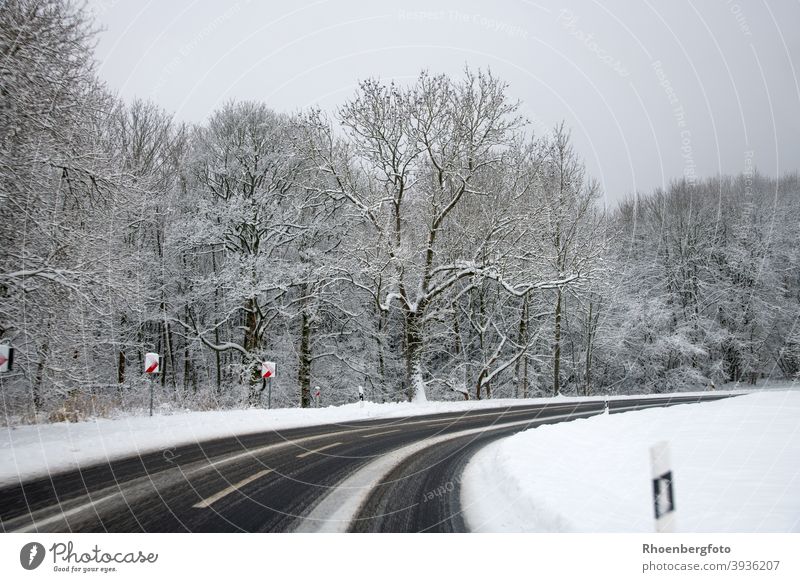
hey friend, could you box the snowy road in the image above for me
[0,394,732,533]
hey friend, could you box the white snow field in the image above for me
[462,388,800,532]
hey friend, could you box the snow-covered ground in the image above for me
[462,387,800,532]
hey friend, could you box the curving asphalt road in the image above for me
[0,394,733,533]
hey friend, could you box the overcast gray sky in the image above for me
[88,0,800,204]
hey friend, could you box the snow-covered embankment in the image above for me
[462,390,800,532]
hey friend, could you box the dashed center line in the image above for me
[361,429,400,438]
[296,442,341,459]
[425,420,458,427]
[193,469,273,509]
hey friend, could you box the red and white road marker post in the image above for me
[145,352,160,417]
[261,361,276,409]
[0,345,13,373]
[650,441,676,532]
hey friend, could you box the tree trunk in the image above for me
[117,349,126,385]
[475,368,487,400]
[475,371,492,400]
[214,335,222,395]
[521,354,529,398]
[183,338,192,394]
[453,305,462,355]
[243,297,258,352]
[160,308,177,392]
[167,322,177,391]
[243,296,259,404]
[376,309,386,389]
[404,309,424,401]
[553,287,562,396]
[583,301,594,396]
[515,293,529,398]
[117,314,127,385]
[298,298,312,408]
[33,342,47,413]
[248,364,262,406]
[211,248,222,395]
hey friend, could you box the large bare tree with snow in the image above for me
[304,70,597,400]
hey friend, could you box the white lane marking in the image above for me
[292,410,600,533]
[193,469,272,509]
[10,489,126,533]
[425,420,459,427]
[422,405,588,428]
[296,442,341,459]
[361,429,400,438]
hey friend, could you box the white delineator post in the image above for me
[261,361,276,409]
[650,441,676,532]
[144,353,160,417]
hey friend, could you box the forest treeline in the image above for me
[2,1,798,422]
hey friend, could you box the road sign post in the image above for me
[314,386,321,407]
[145,353,160,417]
[650,441,676,532]
[261,362,276,409]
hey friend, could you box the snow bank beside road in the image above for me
[462,390,800,532]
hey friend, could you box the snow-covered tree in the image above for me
[1,0,122,416]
